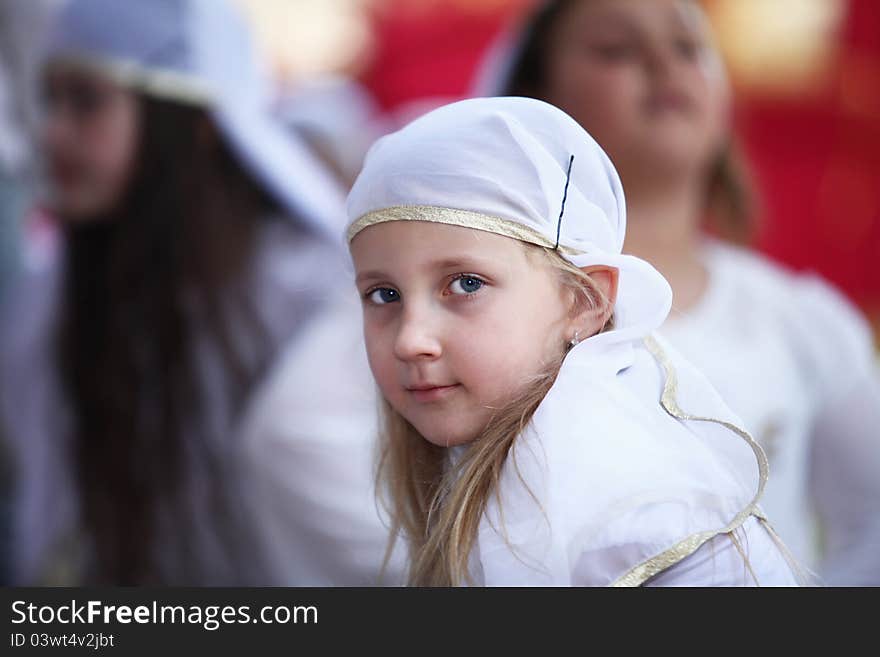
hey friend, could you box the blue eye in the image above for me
[449,276,484,295]
[367,288,400,304]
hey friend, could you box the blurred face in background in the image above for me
[540,0,729,186]
[42,65,141,220]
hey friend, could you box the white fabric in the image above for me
[347,97,672,343]
[661,241,880,585]
[44,0,347,243]
[474,335,797,586]
[346,97,798,585]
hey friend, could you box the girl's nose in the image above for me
[643,42,676,80]
[393,306,442,362]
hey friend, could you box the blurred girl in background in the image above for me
[1,0,398,585]
[478,0,880,583]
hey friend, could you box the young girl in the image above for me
[475,0,880,584]
[1,0,399,585]
[347,96,800,586]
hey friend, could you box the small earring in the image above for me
[569,330,581,347]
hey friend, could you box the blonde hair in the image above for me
[378,244,613,586]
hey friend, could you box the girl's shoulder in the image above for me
[707,241,876,393]
[478,336,771,585]
[707,241,867,333]
[536,336,755,490]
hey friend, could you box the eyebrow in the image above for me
[355,255,497,286]
[355,270,389,285]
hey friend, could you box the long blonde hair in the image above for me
[378,244,613,586]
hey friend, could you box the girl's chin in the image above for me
[619,144,714,182]
[416,425,479,449]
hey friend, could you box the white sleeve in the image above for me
[645,516,801,587]
[790,276,880,585]
[810,373,880,585]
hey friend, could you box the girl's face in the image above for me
[352,221,606,447]
[42,66,141,221]
[541,0,728,183]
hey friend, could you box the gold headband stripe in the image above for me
[347,205,583,256]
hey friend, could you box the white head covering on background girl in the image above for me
[348,97,799,585]
[44,0,347,241]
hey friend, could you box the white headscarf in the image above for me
[347,96,672,344]
[44,0,346,242]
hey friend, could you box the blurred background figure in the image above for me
[473,0,880,584]
[0,0,400,585]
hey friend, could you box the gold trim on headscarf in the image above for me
[347,205,583,256]
[610,335,774,587]
[48,52,214,106]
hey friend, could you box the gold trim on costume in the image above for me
[347,205,582,256]
[610,335,771,587]
[50,53,214,106]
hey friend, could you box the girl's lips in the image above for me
[407,384,461,403]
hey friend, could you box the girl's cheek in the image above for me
[364,330,395,381]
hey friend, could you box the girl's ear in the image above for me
[581,265,619,307]
[570,265,619,334]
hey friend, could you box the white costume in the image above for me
[661,241,880,584]
[346,97,800,586]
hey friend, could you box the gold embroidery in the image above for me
[612,529,748,588]
[51,53,214,106]
[610,335,771,587]
[348,205,582,256]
